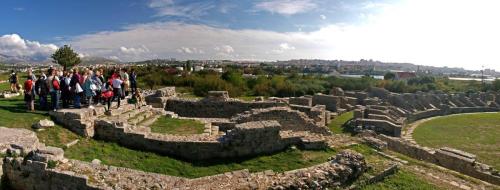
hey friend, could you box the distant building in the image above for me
[194,65,204,72]
[395,71,417,80]
[206,67,223,73]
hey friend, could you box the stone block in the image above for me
[32,119,55,129]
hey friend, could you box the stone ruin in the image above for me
[0,91,21,99]
[46,87,335,162]
[0,126,368,189]
[329,87,500,185]
[348,88,500,137]
[4,85,500,187]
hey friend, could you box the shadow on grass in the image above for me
[0,103,48,116]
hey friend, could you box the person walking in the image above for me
[9,70,18,93]
[47,69,60,111]
[24,76,35,111]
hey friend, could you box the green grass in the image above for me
[65,139,337,178]
[150,117,205,135]
[0,96,80,148]
[328,111,354,134]
[413,112,500,169]
[361,169,442,190]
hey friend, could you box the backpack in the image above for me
[52,78,60,90]
[9,73,17,83]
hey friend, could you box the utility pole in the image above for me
[481,65,485,91]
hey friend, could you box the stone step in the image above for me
[105,105,154,122]
[137,115,160,127]
[128,111,154,126]
[211,125,220,136]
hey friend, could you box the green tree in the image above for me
[384,72,396,80]
[493,79,500,91]
[143,73,161,90]
[51,45,81,71]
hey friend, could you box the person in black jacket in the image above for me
[35,73,48,110]
[60,71,72,108]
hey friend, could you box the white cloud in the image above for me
[119,45,150,54]
[148,0,214,18]
[177,47,204,54]
[67,0,500,70]
[255,0,317,15]
[214,45,234,54]
[0,34,57,60]
[320,14,326,20]
[13,7,25,11]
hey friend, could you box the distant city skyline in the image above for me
[1,0,500,70]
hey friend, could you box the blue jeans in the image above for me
[74,93,81,108]
[51,91,60,110]
[39,95,47,110]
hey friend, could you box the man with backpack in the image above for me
[47,69,61,111]
[35,73,48,110]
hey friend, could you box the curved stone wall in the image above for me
[165,98,285,118]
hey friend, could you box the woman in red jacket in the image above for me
[24,76,35,111]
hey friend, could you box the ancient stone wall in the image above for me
[377,135,500,185]
[49,107,105,137]
[289,97,312,106]
[166,98,285,118]
[355,119,402,137]
[2,149,367,190]
[3,157,97,190]
[312,94,339,112]
[230,107,331,135]
[145,87,176,108]
[93,120,325,160]
[290,104,331,126]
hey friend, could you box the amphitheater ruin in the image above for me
[1,86,499,189]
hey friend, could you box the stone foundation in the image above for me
[93,120,328,160]
[230,107,331,135]
[378,135,500,185]
[166,98,285,118]
[2,149,367,190]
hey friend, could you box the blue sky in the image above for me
[1,0,500,70]
[2,0,384,41]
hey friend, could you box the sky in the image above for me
[1,0,500,70]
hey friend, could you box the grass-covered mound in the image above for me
[413,112,500,169]
[150,117,205,135]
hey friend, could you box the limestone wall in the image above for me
[378,135,500,185]
[355,119,402,137]
[290,104,331,126]
[230,107,331,135]
[145,87,176,108]
[49,107,105,137]
[311,94,339,112]
[3,157,98,190]
[289,97,312,106]
[166,98,285,118]
[2,149,367,190]
[93,120,323,160]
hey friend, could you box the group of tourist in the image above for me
[17,66,138,112]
